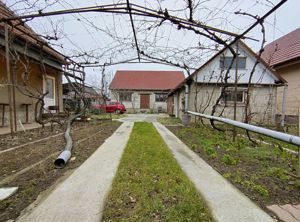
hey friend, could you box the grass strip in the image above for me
[101,122,213,222]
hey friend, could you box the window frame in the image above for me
[155,93,168,102]
[220,87,246,105]
[219,56,246,69]
[119,92,132,102]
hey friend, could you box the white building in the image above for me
[169,40,286,124]
[110,70,184,113]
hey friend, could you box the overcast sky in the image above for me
[5,0,300,87]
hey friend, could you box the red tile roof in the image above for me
[0,2,66,64]
[110,70,185,90]
[261,28,300,67]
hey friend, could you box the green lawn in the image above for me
[101,122,213,222]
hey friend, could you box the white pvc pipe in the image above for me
[184,84,189,113]
[187,111,300,147]
[280,84,288,127]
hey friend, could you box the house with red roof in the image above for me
[110,70,185,113]
[0,2,66,129]
[261,27,300,124]
[169,40,286,124]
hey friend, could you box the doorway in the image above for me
[140,94,150,109]
[43,75,56,110]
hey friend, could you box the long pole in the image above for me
[187,110,300,147]
[12,60,17,131]
[5,23,14,135]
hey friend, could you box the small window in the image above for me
[221,89,245,104]
[155,94,167,102]
[220,57,246,69]
[119,92,132,102]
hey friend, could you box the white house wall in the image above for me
[171,42,280,124]
[193,44,279,85]
[185,82,277,124]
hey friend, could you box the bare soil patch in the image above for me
[0,122,87,152]
[0,120,121,222]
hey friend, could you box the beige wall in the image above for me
[174,82,277,124]
[276,63,300,120]
[111,90,168,113]
[174,88,186,119]
[0,53,63,126]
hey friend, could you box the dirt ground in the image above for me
[0,120,121,222]
[167,125,300,220]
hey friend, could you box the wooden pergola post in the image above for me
[5,23,15,136]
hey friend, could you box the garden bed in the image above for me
[165,123,299,218]
[0,120,121,222]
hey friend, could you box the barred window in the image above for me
[119,92,132,102]
[155,94,167,102]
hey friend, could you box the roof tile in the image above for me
[110,70,185,90]
[261,28,300,66]
[0,2,65,64]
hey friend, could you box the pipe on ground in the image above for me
[187,111,300,147]
[54,120,73,168]
[54,74,88,168]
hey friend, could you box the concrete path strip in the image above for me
[17,122,134,222]
[153,122,274,222]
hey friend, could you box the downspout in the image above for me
[280,84,288,127]
[184,84,189,113]
[175,91,179,118]
[182,84,191,126]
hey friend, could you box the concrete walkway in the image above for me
[118,113,168,122]
[153,122,275,222]
[17,122,133,222]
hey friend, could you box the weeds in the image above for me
[165,121,299,206]
[222,154,237,165]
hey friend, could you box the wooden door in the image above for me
[140,94,150,109]
[167,95,174,115]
